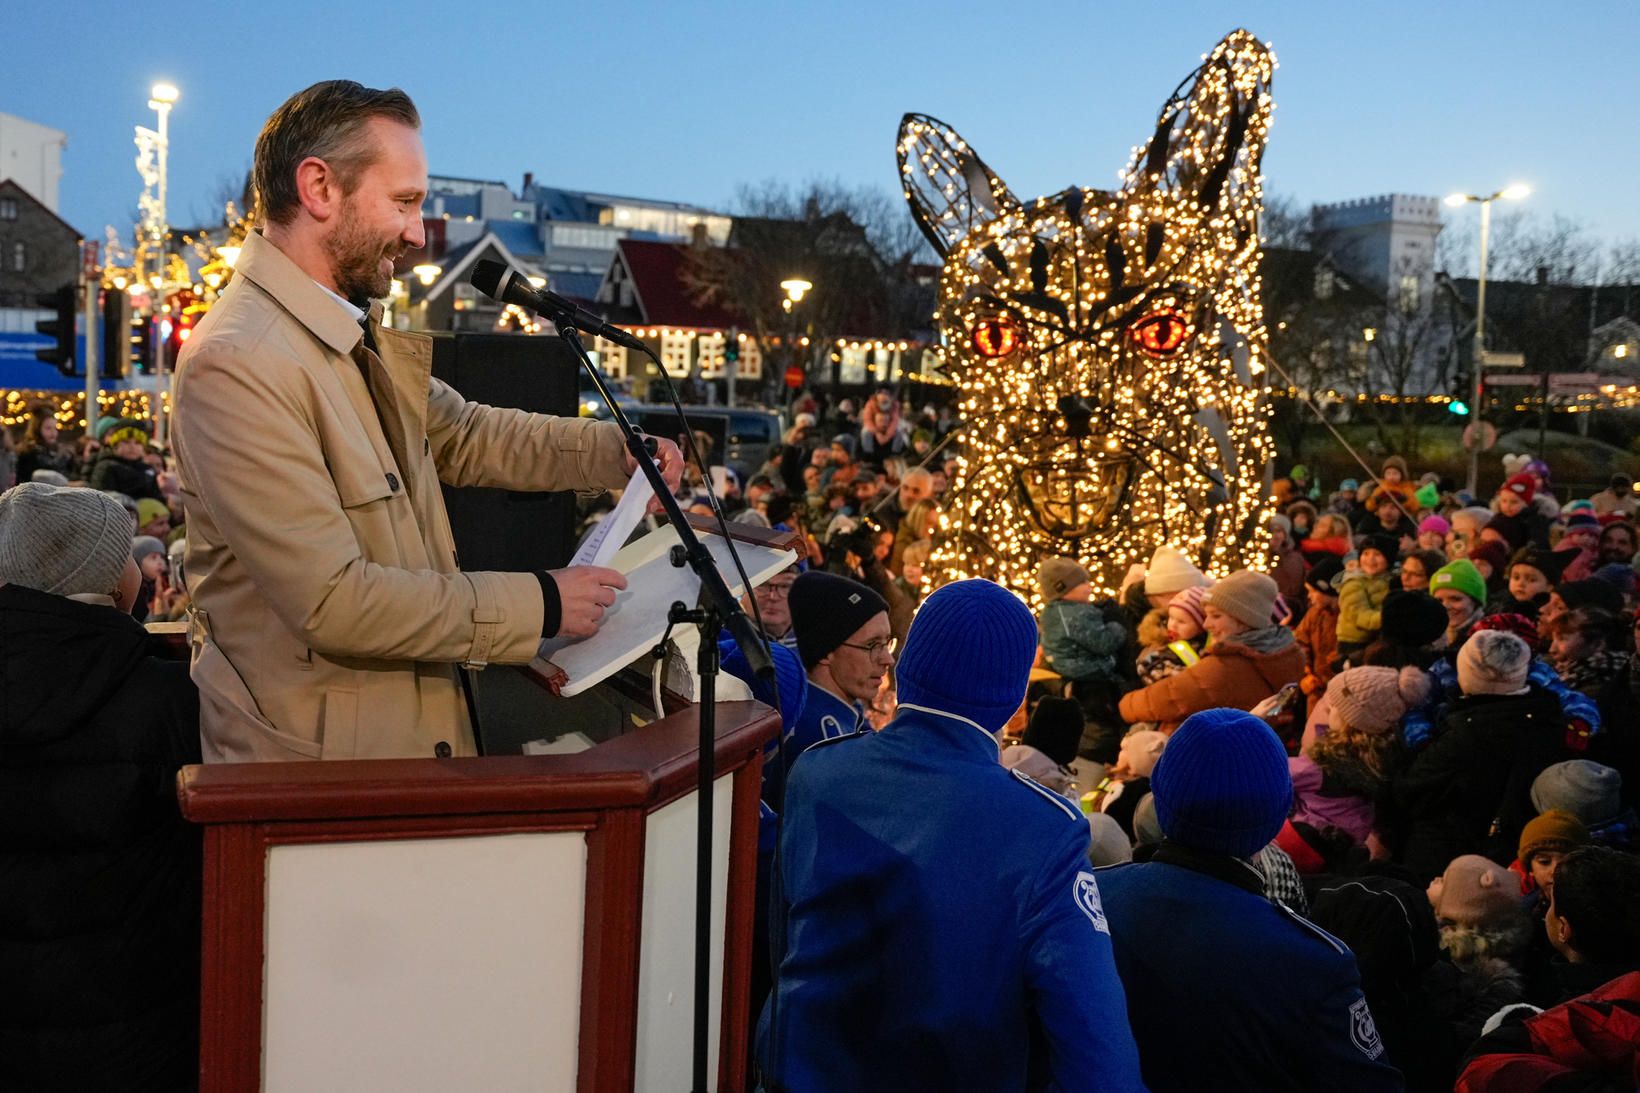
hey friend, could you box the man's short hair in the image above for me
[1553,846,1640,964]
[253,80,420,226]
[901,467,934,489]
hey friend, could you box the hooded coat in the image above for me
[0,583,202,1091]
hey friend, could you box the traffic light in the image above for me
[1449,367,1472,416]
[724,328,741,365]
[161,289,200,370]
[35,284,78,377]
[101,288,131,380]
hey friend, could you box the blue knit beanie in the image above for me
[895,579,1037,732]
[1151,708,1293,858]
[719,636,807,735]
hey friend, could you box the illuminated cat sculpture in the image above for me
[900,29,1277,602]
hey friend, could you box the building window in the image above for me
[737,337,762,380]
[1313,266,1335,300]
[11,243,23,272]
[660,331,693,377]
[697,333,725,378]
[0,198,15,220]
[592,338,628,379]
[840,345,871,384]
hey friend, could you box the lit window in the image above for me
[12,243,23,271]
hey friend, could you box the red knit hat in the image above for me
[1501,473,1536,503]
[1473,612,1539,649]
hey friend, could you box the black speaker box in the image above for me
[428,333,579,573]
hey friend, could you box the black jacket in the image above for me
[1391,687,1569,882]
[0,583,202,1091]
[86,450,162,501]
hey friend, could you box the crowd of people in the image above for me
[8,384,1640,1089]
[714,426,1640,1090]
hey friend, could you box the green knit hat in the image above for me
[1430,558,1486,606]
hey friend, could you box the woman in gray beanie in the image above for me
[0,482,203,1088]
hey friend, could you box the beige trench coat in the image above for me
[172,230,629,761]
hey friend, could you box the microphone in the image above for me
[468,260,648,353]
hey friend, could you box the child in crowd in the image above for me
[1545,607,1627,695]
[1537,576,1625,633]
[1511,809,1588,906]
[1335,533,1395,662]
[1291,666,1429,846]
[1554,512,1601,582]
[1035,557,1127,761]
[1426,855,1534,1046]
[1394,630,1573,879]
[1488,546,1573,621]
[1416,515,1449,553]
[1364,455,1418,511]
[1295,557,1342,709]
[1134,584,1209,687]
[1488,473,1551,552]
[1299,512,1352,563]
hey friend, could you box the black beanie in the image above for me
[1557,578,1624,615]
[1380,590,1448,648]
[788,571,889,670]
[1306,556,1343,593]
[1362,534,1400,566]
[1023,697,1084,768]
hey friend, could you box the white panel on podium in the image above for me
[263,832,587,1093]
[634,774,735,1090]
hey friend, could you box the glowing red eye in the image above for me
[971,317,1019,358]
[1131,311,1190,356]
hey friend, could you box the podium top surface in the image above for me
[177,700,777,825]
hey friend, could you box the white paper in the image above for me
[570,468,654,568]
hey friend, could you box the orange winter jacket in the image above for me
[1118,637,1305,734]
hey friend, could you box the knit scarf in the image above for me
[1559,649,1628,695]
[1234,624,1296,655]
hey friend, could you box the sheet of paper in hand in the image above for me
[536,522,796,697]
[570,467,655,568]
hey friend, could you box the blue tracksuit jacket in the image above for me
[757,705,1144,1092]
[1096,844,1405,1092]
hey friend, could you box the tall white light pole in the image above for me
[1446,183,1529,496]
[147,82,178,445]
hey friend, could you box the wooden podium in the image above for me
[178,693,778,1092]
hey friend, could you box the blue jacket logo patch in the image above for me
[1074,871,1109,935]
[1349,997,1384,1059]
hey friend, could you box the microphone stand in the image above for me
[553,321,771,1093]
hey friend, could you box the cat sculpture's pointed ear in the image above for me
[1121,30,1274,242]
[897,114,1021,258]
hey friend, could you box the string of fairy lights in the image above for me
[900,29,1278,606]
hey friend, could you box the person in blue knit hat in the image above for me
[1095,708,1404,1092]
[757,579,1143,1092]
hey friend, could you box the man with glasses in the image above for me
[749,563,801,652]
[781,571,892,785]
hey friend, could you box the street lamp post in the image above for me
[1446,183,1529,496]
[781,277,812,406]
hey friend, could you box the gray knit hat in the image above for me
[1530,760,1623,826]
[0,482,136,596]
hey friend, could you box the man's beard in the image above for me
[324,205,399,304]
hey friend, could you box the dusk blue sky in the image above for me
[7,1,1638,259]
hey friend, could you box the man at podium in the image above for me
[173,80,680,761]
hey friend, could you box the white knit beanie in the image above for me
[0,483,136,597]
[1456,630,1532,696]
[1145,545,1210,597]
